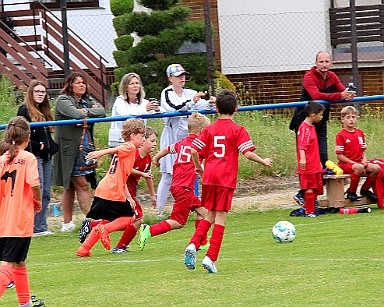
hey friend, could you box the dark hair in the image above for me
[216,89,237,115]
[60,72,89,98]
[304,101,325,117]
[0,116,31,163]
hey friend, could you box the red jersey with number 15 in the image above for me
[168,134,201,189]
[191,118,255,189]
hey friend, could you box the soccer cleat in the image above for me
[7,281,15,289]
[79,219,92,243]
[360,190,378,203]
[95,224,111,250]
[198,242,210,251]
[31,295,45,306]
[305,213,317,218]
[112,246,129,254]
[61,221,76,233]
[184,244,196,270]
[138,224,151,251]
[76,246,92,257]
[293,192,305,206]
[345,191,360,202]
[202,256,218,273]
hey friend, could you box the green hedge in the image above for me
[138,0,178,11]
[110,0,134,16]
[114,34,134,51]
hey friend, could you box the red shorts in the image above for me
[299,172,324,194]
[339,162,356,174]
[132,196,143,220]
[170,186,202,225]
[201,185,235,212]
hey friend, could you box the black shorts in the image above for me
[87,196,134,221]
[0,237,31,263]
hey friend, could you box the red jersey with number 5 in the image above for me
[191,118,255,189]
[168,134,200,189]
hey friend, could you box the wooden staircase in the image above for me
[0,1,110,106]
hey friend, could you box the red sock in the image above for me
[206,224,225,262]
[116,224,137,248]
[348,172,360,193]
[0,265,13,297]
[304,191,315,214]
[82,227,99,251]
[195,219,208,245]
[105,217,134,233]
[13,267,30,305]
[149,220,172,237]
[189,219,211,250]
[90,219,102,228]
[361,174,376,191]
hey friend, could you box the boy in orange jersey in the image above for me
[0,116,45,306]
[184,90,272,273]
[336,106,380,202]
[76,118,145,257]
[137,113,210,251]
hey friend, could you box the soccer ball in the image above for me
[272,221,296,243]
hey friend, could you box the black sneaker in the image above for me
[293,192,305,206]
[345,191,360,201]
[360,190,378,203]
[31,295,45,306]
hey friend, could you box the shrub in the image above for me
[110,0,134,16]
[114,35,134,51]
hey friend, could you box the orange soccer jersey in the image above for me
[0,149,40,237]
[95,142,136,202]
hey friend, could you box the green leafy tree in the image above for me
[111,0,209,98]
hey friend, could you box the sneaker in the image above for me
[184,244,196,270]
[314,199,320,207]
[112,246,129,254]
[79,219,92,243]
[7,281,15,289]
[76,246,92,257]
[202,256,218,273]
[95,224,111,250]
[345,191,360,202]
[360,190,378,203]
[199,242,210,251]
[33,231,53,237]
[293,192,305,206]
[138,224,151,251]
[305,213,317,218]
[31,295,45,306]
[61,221,76,233]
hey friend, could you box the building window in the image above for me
[38,0,100,9]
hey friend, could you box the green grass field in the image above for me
[3,207,384,306]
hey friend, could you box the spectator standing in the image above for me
[53,72,106,233]
[17,80,58,237]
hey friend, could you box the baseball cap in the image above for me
[166,64,189,77]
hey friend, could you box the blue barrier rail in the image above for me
[1,95,384,130]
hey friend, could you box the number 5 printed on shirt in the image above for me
[214,136,225,158]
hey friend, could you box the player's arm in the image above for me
[144,176,157,209]
[299,149,306,170]
[152,147,169,167]
[31,185,42,213]
[336,153,355,164]
[125,185,135,210]
[87,147,118,161]
[191,148,203,177]
[244,151,272,167]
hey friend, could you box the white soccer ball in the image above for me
[272,221,296,243]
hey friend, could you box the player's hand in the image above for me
[152,159,160,167]
[142,172,153,179]
[195,166,203,178]
[86,151,100,161]
[193,91,207,102]
[300,158,306,170]
[127,197,136,210]
[264,158,273,167]
[33,199,42,213]
[151,196,157,209]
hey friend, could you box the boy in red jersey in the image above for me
[296,101,325,217]
[184,90,272,273]
[137,113,210,251]
[112,127,158,253]
[0,116,45,306]
[76,118,145,257]
[336,106,380,202]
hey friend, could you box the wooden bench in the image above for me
[319,174,374,207]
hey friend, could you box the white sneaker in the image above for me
[184,244,196,270]
[33,231,53,237]
[202,256,218,273]
[61,221,76,233]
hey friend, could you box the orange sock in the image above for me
[0,265,13,297]
[105,216,134,233]
[13,267,30,305]
[82,227,100,251]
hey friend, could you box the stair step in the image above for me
[13,18,39,27]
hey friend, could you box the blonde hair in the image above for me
[119,73,145,101]
[340,106,358,118]
[121,118,145,141]
[188,113,210,134]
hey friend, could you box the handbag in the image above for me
[78,119,98,171]
[108,128,125,147]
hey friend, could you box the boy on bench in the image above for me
[336,106,380,202]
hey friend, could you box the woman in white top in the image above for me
[109,73,159,146]
[157,64,215,217]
